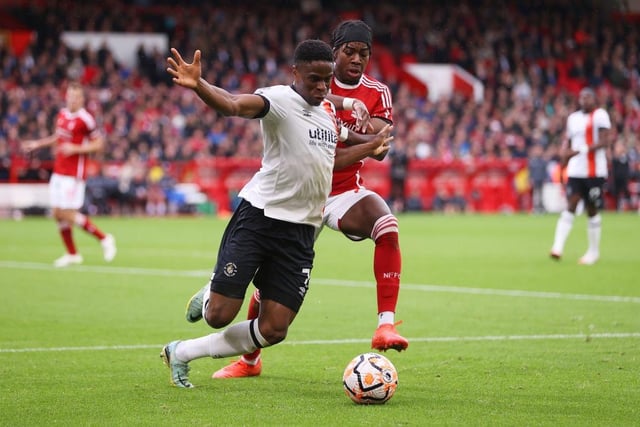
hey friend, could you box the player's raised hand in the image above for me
[167,48,202,89]
[21,140,39,154]
[372,124,394,156]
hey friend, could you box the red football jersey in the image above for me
[330,74,393,195]
[53,107,100,180]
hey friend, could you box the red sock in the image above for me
[373,232,401,313]
[59,223,77,255]
[75,213,106,240]
[243,290,262,362]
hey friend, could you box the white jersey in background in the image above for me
[239,85,338,227]
[565,107,611,178]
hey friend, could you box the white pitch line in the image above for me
[1,260,639,303]
[316,279,640,303]
[0,260,207,278]
[0,261,640,304]
[1,332,639,354]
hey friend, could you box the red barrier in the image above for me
[3,156,529,213]
[191,158,261,215]
[361,158,526,212]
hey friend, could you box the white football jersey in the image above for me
[565,107,611,178]
[239,85,338,227]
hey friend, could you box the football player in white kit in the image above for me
[159,40,393,388]
[209,20,408,381]
[550,88,612,265]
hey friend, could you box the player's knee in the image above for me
[203,306,234,329]
[52,209,65,222]
[371,213,399,241]
[258,322,289,345]
[204,314,232,329]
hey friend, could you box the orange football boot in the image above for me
[371,322,409,352]
[212,358,262,379]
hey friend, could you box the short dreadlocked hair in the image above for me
[293,39,334,65]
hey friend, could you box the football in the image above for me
[342,352,398,404]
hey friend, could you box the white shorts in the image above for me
[49,173,86,209]
[320,189,377,240]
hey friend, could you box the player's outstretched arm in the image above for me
[21,134,57,154]
[167,47,265,119]
[335,124,393,170]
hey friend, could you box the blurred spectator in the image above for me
[85,165,119,215]
[117,151,148,215]
[1,0,639,214]
[388,139,409,213]
[145,163,179,216]
[404,186,424,212]
[432,184,467,214]
[0,143,10,181]
[528,144,549,214]
[19,157,51,181]
[610,138,631,211]
[146,164,168,216]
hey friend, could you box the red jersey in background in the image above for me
[53,107,100,180]
[330,74,393,196]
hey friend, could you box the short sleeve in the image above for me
[594,108,611,130]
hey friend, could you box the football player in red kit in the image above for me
[22,82,116,267]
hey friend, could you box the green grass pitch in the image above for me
[0,212,638,426]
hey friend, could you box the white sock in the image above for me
[175,320,269,362]
[551,210,574,254]
[201,281,212,320]
[378,311,395,326]
[587,214,602,255]
[241,355,261,365]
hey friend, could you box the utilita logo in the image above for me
[308,128,337,143]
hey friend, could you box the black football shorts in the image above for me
[210,198,315,313]
[566,177,606,209]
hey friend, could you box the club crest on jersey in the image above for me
[223,262,238,277]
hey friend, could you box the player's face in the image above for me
[65,87,85,112]
[333,42,371,85]
[293,61,334,106]
[579,91,595,112]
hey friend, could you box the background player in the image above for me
[550,87,612,265]
[21,82,116,267]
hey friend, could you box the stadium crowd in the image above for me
[1,0,639,212]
